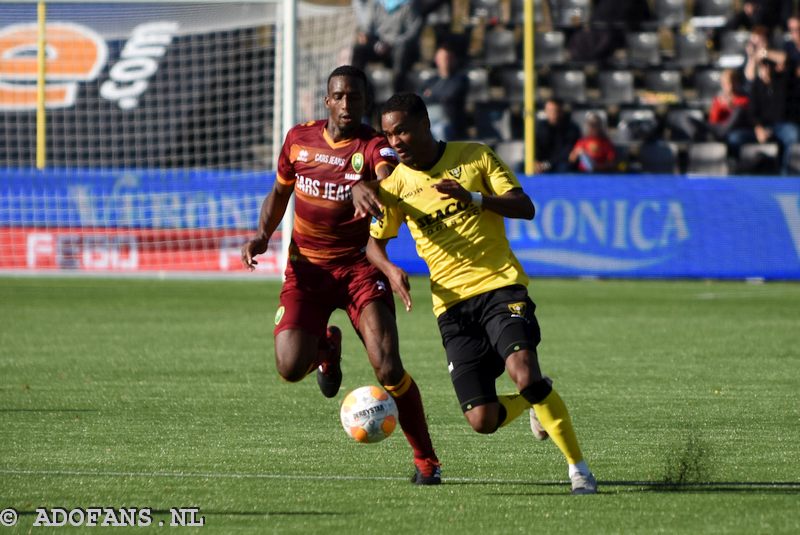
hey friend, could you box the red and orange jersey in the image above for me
[277,120,396,265]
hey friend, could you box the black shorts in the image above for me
[436,285,541,412]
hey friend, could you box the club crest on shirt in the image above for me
[508,302,526,318]
[448,166,462,179]
[351,152,364,173]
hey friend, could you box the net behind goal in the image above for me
[0,0,354,275]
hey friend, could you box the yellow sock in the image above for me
[497,393,531,427]
[533,389,583,465]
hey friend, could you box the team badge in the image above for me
[274,305,285,325]
[448,166,462,179]
[351,152,364,173]
[508,302,527,318]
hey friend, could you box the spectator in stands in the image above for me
[708,69,753,142]
[743,26,786,83]
[568,0,651,63]
[568,112,616,173]
[352,0,425,92]
[534,98,580,173]
[680,69,752,144]
[783,16,800,122]
[725,0,793,32]
[420,39,469,141]
[735,59,800,174]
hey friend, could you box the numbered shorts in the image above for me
[436,284,541,412]
[274,256,395,339]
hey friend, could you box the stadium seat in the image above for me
[466,68,490,105]
[499,68,525,103]
[694,0,734,18]
[470,0,503,20]
[367,66,394,105]
[719,30,750,56]
[718,30,749,68]
[644,70,683,102]
[666,108,705,141]
[598,70,636,106]
[625,32,661,67]
[687,141,728,176]
[474,101,513,142]
[738,143,780,174]
[617,108,659,143]
[535,32,566,67]
[554,0,591,29]
[789,143,800,174]
[549,69,587,104]
[674,31,710,68]
[654,0,686,28]
[493,140,525,172]
[693,69,722,107]
[638,141,679,174]
[407,68,435,94]
[484,26,517,67]
[510,0,542,25]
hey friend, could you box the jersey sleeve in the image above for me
[366,135,398,179]
[369,175,403,240]
[276,127,298,186]
[482,145,522,196]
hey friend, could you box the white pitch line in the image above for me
[0,468,559,485]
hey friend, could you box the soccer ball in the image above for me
[340,386,398,444]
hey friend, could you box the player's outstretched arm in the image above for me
[433,179,535,220]
[367,237,412,312]
[352,180,384,219]
[241,181,294,270]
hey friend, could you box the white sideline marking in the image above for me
[0,468,557,485]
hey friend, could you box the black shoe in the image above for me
[411,459,442,485]
[316,326,342,398]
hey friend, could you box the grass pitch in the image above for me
[1,276,799,534]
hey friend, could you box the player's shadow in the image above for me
[452,480,800,496]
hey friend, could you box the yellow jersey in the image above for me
[370,142,529,316]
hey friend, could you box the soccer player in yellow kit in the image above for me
[355,93,597,494]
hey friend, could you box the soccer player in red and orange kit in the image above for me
[241,66,440,484]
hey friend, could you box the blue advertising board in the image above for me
[384,175,800,280]
[1,169,799,279]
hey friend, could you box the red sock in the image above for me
[384,372,438,463]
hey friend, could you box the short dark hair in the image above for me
[327,65,369,93]
[381,92,428,119]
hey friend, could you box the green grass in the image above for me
[1,276,799,534]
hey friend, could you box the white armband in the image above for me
[470,191,483,206]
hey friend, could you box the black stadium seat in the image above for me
[687,141,728,176]
[499,68,526,103]
[644,70,683,101]
[554,0,591,29]
[674,31,710,68]
[535,32,566,67]
[466,68,490,105]
[738,143,780,174]
[598,70,636,106]
[484,26,517,67]
[494,140,525,172]
[626,32,661,67]
[694,0,734,18]
[789,143,800,174]
[549,69,587,104]
[693,69,722,106]
[639,141,679,174]
[654,0,686,28]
